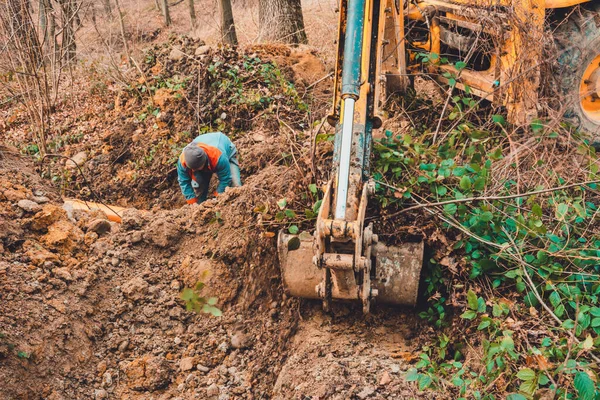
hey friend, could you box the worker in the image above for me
[177,132,241,205]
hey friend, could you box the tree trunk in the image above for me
[187,0,196,30]
[219,0,237,45]
[113,0,131,67]
[259,0,307,44]
[161,0,171,26]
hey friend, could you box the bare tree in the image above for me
[113,0,131,66]
[188,0,196,30]
[219,0,237,45]
[0,0,52,154]
[161,0,171,26]
[259,0,307,44]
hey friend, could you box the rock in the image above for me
[357,386,375,399]
[102,371,113,387]
[143,305,155,317]
[23,240,59,267]
[197,364,210,373]
[29,204,68,231]
[66,151,88,168]
[32,195,50,204]
[230,332,249,349]
[42,220,84,252]
[121,209,143,230]
[97,360,108,375]
[390,364,401,374]
[217,341,229,353]
[94,389,108,399]
[124,355,171,391]
[146,219,180,248]
[86,219,112,235]
[206,383,219,397]
[171,280,181,291]
[3,187,29,201]
[379,371,392,385]
[53,267,73,282]
[169,47,185,61]
[122,277,149,301]
[180,357,195,372]
[17,199,42,213]
[174,337,182,345]
[130,231,143,244]
[195,45,210,56]
[185,373,196,384]
[84,231,99,245]
[118,340,129,352]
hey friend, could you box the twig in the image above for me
[306,72,333,90]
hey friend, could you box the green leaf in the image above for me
[477,320,491,330]
[467,290,478,310]
[405,368,419,382]
[519,379,538,396]
[460,176,471,191]
[592,318,600,328]
[506,395,527,400]
[418,374,433,390]
[455,61,467,70]
[180,288,194,301]
[556,203,569,220]
[492,115,505,125]
[207,297,218,306]
[461,310,477,320]
[308,183,317,194]
[574,371,595,400]
[516,368,536,381]
[549,291,561,308]
[473,177,486,191]
[288,225,299,234]
[277,198,287,209]
[284,209,296,218]
[443,203,457,215]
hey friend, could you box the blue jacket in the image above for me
[177,132,236,204]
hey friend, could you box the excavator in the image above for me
[278,0,600,313]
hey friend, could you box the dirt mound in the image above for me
[0,147,303,399]
[25,37,329,213]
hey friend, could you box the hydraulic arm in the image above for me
[278,0,424,313]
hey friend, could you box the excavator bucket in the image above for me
[278,231,424,307]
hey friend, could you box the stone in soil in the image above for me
[17,199,42,213]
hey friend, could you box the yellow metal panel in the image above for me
[546,0,589,8]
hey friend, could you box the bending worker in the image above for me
[177,132,241,205]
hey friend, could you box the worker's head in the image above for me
[183,145,207,171]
